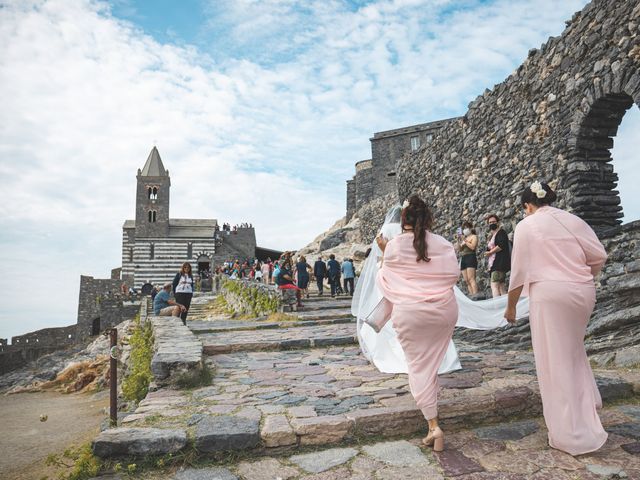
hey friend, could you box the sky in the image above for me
[0,0,638,340]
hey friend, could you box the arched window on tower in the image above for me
[152,187,158,200]
[150,243,155,260]
[147,187,152,199]
[152,211,157,222]
[148,210,153,222]
[187,242,193,258]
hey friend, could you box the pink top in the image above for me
[509,206,607,296]
[377,231,460,305]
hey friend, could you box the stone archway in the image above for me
[566,72,640,230]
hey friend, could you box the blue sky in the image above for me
[0,0,638,340]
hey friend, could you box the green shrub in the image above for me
[45,443,101,480]
[122,315,154,403]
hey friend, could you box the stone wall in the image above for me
[346,179,356,221]
[395,0,639,236]
[220,279,300,315]
[76,275,134,342]
[370,119,457,200]
[354,160,374,211]
[214,227,257,265]
[0,325,77,375]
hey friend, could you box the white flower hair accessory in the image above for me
[530,181,547,199]
[402,200,410,209]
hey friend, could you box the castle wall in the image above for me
[393,0,639,235]
[346,178,356,221]
[0,324,77,375]
[214,227,257,265]
[76,275,123,342]
[354,160,374,211]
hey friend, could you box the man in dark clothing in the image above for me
[313,256,327,296]
[327,254,341,297]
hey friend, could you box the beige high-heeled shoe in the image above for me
[422,426,445,452]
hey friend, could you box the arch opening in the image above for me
[567,92,635,229]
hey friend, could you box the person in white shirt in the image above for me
[172,262,194,325]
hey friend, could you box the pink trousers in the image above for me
[391,292,457,419]
[529,281,607,455]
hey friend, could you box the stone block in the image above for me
[363,440,429,466]
[261,415,296,447]
[174,467,238,480]
[194,415,260,453]
[289,447,358,473]
[290,414,354,445]
[475,420,539,441]
[236,458,299,480]
[434,449,484,477]
[596,376,634,402]
[346,406,424,436]
[92,428,187,458]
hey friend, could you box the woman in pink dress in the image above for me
[504,181,608,455]
[376,195,459,451]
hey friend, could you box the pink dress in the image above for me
[509,206,608,455]
[377,231,459,420]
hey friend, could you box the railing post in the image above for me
[109,328,118,426]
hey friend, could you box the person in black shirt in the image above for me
[276,256,303,308]
[313,256,327,296]
[484,214,511,297]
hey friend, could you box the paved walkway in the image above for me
[93,292,640,478]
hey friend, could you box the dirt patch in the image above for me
[0,390,109,479]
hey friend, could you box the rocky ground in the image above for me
[89,291,640,479]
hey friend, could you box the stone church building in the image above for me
[121,147,260,288]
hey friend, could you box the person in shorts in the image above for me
[153,283,186,317]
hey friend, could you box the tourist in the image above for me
[376,195,459,452]
[327,254,341,297]
[457,221,479,296]
[313,256,327,296]
[484,214,510,297]
[150,285,159,301]
[172,262,194,325]
[261,260,270,284]
[505,181,608,455]
[342,258,355,296]
[296,255,312,298]
[213,267,222,293]
[276,258,303,308]
[153,283,186,317]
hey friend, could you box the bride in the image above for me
[352,205,529,374]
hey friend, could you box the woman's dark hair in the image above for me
[462,221,476,235]
[521,182,557,208]
[401,195,434,262]
[487,214,500,223]
[180,262,192,275]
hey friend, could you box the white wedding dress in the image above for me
[352,205,530,374]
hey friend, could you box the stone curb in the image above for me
[150,316,204,385]
[202,335,358,355]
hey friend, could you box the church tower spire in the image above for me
[135,146,170,237]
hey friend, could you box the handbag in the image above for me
[363,298,393,333]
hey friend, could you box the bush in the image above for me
[122,316,154,403]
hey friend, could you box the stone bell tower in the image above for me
[135,146,170,238]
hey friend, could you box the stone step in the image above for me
[188,316,353,334]
[295,308,353,321]
[102,344,640,461]
[96,404,640,478]
[199,323,358,354]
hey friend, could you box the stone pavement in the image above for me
[100,405,640,479]
[93,291,640,479]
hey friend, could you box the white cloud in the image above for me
[0,0,637,340]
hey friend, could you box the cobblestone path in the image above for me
[96,293,640,479]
